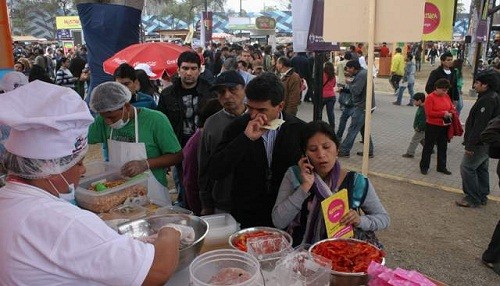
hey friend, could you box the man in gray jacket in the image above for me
[198,71,247,215]
[338,60,375,157]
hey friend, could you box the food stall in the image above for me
[77,161,447,285]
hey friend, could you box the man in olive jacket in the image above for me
[208,73,305,228]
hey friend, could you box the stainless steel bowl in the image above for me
[117,214,209,271]
[228,226,293,252]
[309,238,385,286]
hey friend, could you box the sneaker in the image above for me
[437,168,452,175]
[392,101,401,105]
[406,103,414,106]
[420,168,428,175]
[402,153,414,158]
[356,151,374,158]
[455,198,479,208]
[338,152,350,158]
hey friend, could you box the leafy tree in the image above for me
[149,0,225,25]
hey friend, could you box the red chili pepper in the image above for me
[311,240,384,273]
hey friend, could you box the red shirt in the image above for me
[424,91,454,126]
[379,46,390,57]
[322,73,336,98]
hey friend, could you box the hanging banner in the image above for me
[422,0,455,41]
[476,0,493,42]
[292,0,314,53]
[307,0,339,51]
[323,0,425,43]
[201,11,213,48]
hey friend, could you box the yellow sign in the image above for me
[56,16,82,30]
[422,0,454,41]
[321,189,354,239]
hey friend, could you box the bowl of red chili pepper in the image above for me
[309,238,385,286]
[228,227,293,253]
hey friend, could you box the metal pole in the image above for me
[361,0,376,175]
[313,52,324,121]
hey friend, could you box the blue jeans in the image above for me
[460,145,490,205]
[339,107,374,155]
[395,82,415,105]
[322,97,336,129]
[337,106,355,140]
[456,92,464,116]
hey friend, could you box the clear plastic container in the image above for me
[108,204,147,220]
[155,205,194,216]
[189,249,264,286]
[80,161,117,184]
[75,172,149,213]
[201,213,240,246]
[247,235,292,285]
[275,247,331,286]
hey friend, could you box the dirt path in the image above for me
[372,175,500,285]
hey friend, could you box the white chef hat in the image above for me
[134,63,157,78]
[0,71,29,92]
[0,81,94,178]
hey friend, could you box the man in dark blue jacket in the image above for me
[208,73,305,228]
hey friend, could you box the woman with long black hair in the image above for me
[322,62,337,129]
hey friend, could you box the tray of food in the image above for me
[75,172,149,213]
[228,227,292,253]
[309,238,385,274]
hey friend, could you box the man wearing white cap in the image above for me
[0,81,192,284]
[88,82,182,205]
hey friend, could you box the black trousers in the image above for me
[483,220,500,263]
[420,124,448,171]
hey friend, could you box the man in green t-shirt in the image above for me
[88,82,182,205]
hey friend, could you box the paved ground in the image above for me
[295,60,500,201]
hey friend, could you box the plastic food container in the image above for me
[246,235,293,284]
[189,249,264,286]
[228,227,293,252]
[275,247,331,286]
[201,213,239,247]
[80,161,117,183]
[155,205,194,216]
[108,204,147,220]
[75,172,149,213]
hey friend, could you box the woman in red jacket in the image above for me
[420,79,455,175]
[322,62,337,129]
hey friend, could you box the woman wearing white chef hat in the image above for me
[0,81,193,285]
[88,81,183,205]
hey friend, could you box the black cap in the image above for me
[210,70,245,91]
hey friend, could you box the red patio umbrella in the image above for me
[103,42,192,80]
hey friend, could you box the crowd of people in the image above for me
[0,38,499,283]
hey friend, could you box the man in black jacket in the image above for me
[157,51,214,207]
[157,51,214,146]
[208,73,305,228]
[425,52,459,104]
[457,71,500,208]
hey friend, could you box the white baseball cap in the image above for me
[0,71,29,92]
[0,80,94,160]
[134,63,157,78]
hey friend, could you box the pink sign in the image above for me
[423,2,440,34]
[327,199,345,223]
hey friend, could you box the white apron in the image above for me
[108,107,170,205]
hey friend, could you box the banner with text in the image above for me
[422,0,455,41]
[56,16,82,30]
[292,0,314,52]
